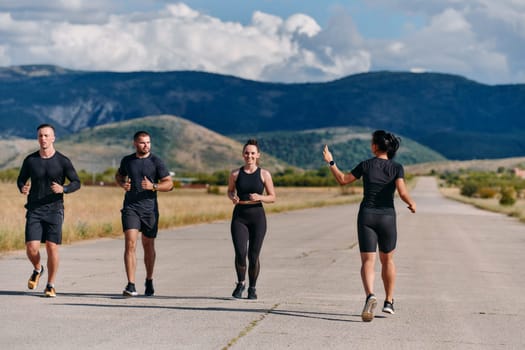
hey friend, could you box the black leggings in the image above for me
[230,204,267,287]
[357,208,397,253]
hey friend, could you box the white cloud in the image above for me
[371,6,511,83]
[364,0,525,83]
[0,2,375,82]
[0,1,524,84]
[284,13,321,37]
[430,8,470,32]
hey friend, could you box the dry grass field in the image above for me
[405,157,525,175]
[439,186,525,223]
[0,183,361,253]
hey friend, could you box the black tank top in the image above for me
[235,167,264,201]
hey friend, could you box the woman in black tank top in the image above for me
[227,139,276,300]
[323,130,416,322]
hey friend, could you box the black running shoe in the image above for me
[123,282,138,297]
[382,300,395,314]
[232,282,245,298]
[247,287,257,300]
[28,266,44,290]
[361,294,377,322]
[145,279,154,296]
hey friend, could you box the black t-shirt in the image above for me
[17,151,81,210]
[351,157,404,210]
[117,153,170,211]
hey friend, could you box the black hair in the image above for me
[133,130,150,141]
[372,130,400,159]
[37,123,55,132]
[243,138,259,152]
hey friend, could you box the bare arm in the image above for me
[227,169,240,204]
[156,175,174,192]
[115,171,131,191]
[323,145,358,185]
[396,178,416,213]
[141,175,173,192]
[249,169,276,203]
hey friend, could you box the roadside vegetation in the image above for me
[0,165,351,187]
[438,167,525,222]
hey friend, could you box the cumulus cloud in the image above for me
[365,0,525,83]
[0,0,524,83]
[373,8,506,76]
[0,2,374,82]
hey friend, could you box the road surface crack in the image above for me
[222,303,280,349]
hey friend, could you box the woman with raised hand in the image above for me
[323,130,416,322]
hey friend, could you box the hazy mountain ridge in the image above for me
[0,115,290,173]
[1,65,524,160]
[0,115,444,173]
[233,127,447,169]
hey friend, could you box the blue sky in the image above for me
[0,1,524,84]
[150,1,425,38]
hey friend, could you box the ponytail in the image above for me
[372,130,400,159]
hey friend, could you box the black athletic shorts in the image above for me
[121,207,159,238]
[25,205,64,244]
[357,207,397,253]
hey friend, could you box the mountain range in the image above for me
[0,115,444,173]
[1,64,524,161]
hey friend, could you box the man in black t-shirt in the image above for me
[115,131,173,297]
[17,124,81,298]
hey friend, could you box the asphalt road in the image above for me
[1,176,524,349]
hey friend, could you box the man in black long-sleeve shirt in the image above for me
[17,124,80,297]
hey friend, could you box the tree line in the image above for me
[0,166,357,188]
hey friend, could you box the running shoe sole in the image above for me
[28,267,44,290]
[232,283,245,299]
[123,290,138,297]
[383,302,395,314]
[361,295,377,322]
[44,287,56,298]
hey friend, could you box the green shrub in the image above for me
[460,181,478,197]
[0,168,20,182]
[499,187,517,206]
[478,187,498,199]
[207,185,221,195]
